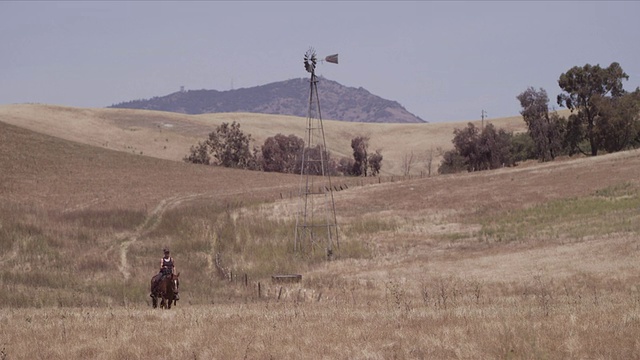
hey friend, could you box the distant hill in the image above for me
[109,78,426,123]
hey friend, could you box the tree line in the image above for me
[184,122,383,177]
[439,62,640,174]
[184,62,639,177]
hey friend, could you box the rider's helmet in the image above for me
[163,248,170,254]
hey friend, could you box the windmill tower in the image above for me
[294,48,339,259]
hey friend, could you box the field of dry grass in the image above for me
[0,104,531,176]
[1,105,639,359]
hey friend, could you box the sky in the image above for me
[2,1,639,123]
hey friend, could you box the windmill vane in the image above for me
[304,47,338,74]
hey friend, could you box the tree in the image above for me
[451,123,481,171]
[438,150,466,174]
[337,157,355,176]
[184,121,258,169]
[349,136,383,177]
[557,62,629,156]
[517,87,564,161]
[592,88,640,153]
[301,145,337,176]
[509,132,536,163]
[351,136,369,176]
[206,122,256,169]
[476,123,514,170]
[260,133,304,173]
[368,150,383,176]
[183,141,210,165]
[440,123,515,173]
[425,147,438,177]
[402,151,416,176]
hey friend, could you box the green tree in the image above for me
[351,136,369,176]
[556,62,629,156]
[509,132,536,163]
[184,121,258,169]
[438,150,466,174]
[439,123,514,173]
[261,133,304,173]
[451,123,480,171]
[301,145,337,176]
[207,122,255,169]
[517,87,564,161]
[592,89,640,152]
[337,157,355,176]
[476,123,514,170]
[349,136,383,176]
[183,141,210,165]
[368,150,383,176]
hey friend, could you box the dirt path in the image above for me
[117,193,208,280]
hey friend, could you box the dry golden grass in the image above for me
[1,105,639,359]
[0,104,532,176]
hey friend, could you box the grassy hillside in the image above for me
[0,104,530,176]
[1,106,639,359]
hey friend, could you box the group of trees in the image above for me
[438,123,516,174]
[340,136,383,176]
[185,62,639,177]
[184,123,383,177]
[440,62,640,174]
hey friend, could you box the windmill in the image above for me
[294,48,339,260]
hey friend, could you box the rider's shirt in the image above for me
[161,256,174,273]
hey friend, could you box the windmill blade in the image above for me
[304,48,317,73]
[324,54,338,64]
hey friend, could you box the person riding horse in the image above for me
[150,248,179,300]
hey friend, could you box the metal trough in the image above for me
[271,274,302,283]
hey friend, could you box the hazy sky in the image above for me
[2,1,639,122]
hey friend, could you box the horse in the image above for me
[150,272,180,309]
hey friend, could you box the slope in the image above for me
[0,103,529,176]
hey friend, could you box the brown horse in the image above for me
[150,272,180,309]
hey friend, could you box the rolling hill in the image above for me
[0,104,527,176]
[1,103,640,358]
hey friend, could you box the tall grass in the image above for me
[147,201,318,276]
[475,183,640,243]
[1,273,639,359]
[0,202,147,307]
[61,209,146,231]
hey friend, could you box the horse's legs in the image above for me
[152,296,158,308]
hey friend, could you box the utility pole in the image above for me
[481,109,487,129]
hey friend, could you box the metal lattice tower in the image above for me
[294,48,339,259]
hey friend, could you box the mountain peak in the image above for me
[109,78,426,123]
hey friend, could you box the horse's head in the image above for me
[172,272,180,292]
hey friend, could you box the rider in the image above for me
[151,248,179,299]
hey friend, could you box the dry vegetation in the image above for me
[0,104,531,176]
[1,104,639,359]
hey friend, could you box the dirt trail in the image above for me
[117,193,207,280]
